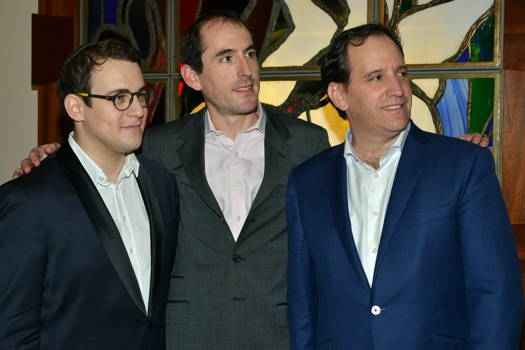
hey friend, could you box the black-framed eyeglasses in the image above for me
[77,88,153,111]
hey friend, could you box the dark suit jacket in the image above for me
[0,143,178,350]
[287,124,523,350]
[142,108,329,350]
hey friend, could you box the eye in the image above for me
[114,93,128,102]
[219,55,232,63]
[398,70,408,78]
[246,50,257,59]
[370,74,382,81]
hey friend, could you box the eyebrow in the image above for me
[214,44,257,58]
[364,65,407,78]
[105,86,147,95]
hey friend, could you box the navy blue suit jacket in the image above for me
[287,124,523,350]
[0,143,178,350]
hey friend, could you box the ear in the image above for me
[327,82,349,115]
[180,64,202,91]
[64,94,86,122]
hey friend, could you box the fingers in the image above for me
[458,133,490,148]
[479,134,490,148]
[12,168,25,179]
[42,142,61,155]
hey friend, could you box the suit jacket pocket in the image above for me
[166,300,189,325]
[431,334,467,350]
[401,201,456,226]
[316,338,332,350]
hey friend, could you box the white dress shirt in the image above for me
[204,106,266,241]
[69,133,151,310]
[344,124,410,286]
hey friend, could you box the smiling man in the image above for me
[287,24,523,350]
[0,40,178,349]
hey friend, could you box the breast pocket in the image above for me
[401,201,457,226]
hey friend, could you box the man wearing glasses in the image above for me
[0,39,178,350]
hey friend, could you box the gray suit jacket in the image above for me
[142,108,329,350]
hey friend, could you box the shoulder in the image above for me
[0,156,64,207]
[145,112,203,141]
[137,154,173,181]
[290,143,344,180]
[412,125,486,159]
[266,109,326,137]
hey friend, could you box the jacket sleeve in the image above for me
[287,173,317,350]
[0,184,46,349]
[459,148,524,349]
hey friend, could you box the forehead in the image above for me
[90,58,143,89]
[199,19,253,53]
[347,35,404,73]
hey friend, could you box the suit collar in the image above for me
[327,145,372,293]
[373,123,430,280]
[237,110,291,242]
[136,168,165,317]
[56,143,148,315]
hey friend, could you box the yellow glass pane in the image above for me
[398,0,493,64]
[262,0,367,67]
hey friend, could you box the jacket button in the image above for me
[232,254,242,263]
[371,305,381,316]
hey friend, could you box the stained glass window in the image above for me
[82,0,502,171]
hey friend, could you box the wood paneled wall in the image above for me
[35,0,79,145]
[504,0,525,224]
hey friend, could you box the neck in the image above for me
[73,133,127,183]
[351,131,400,170]
[207,106,259,140]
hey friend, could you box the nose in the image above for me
[387,75,405,97]
[238,56,253,77]
[128,94,146,119]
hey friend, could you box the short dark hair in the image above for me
[56,39,142,114]
[181,10,255,73]
[321,24,403,87]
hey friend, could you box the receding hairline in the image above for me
[197,18,253,55]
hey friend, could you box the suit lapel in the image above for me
[374,124,430,277]
[177,111,224,219]
[327,146,371,293]
[249,112,290,212]
[136,168,164,317]
[56,143,147,315]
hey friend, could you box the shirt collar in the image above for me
[68,132,140,187]
[344,122,411,161]
[204,103,266,136]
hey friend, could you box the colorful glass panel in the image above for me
[85,0,168,72]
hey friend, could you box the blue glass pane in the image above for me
[436,79,468,137]
[456,48,469,63]
[104,0,118,24]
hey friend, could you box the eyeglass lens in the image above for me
[114,90,152,111]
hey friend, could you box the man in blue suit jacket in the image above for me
[287,24,523,350]
[0,40,178,349]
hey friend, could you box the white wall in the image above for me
[0,0,38,184]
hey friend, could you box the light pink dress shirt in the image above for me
[204,108,266,241]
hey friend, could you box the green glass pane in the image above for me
[399,0,413,15]
[470,13,494,62]
[469,78,494,133]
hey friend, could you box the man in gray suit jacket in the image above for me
[141,11,329,350]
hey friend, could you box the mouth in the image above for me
[382,104,404,111]
[233,85,253,93]
[122,124,142,130]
